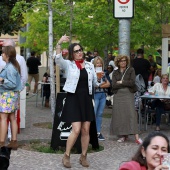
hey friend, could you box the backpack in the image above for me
[135,74,146,94]
[134,74,146,110]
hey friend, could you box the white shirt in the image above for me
[148,83,170,96]
[153,76,161,84]
[55,52,99,94]
[0,54,28,91]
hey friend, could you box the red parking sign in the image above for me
[118,0,130,4]
[114,0,134,18]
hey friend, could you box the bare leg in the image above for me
[65,122,81,156]
[27,76,32,93]
[135,134,139,140]
[33,81,38,94]
[0,113,8,142]
[9,112,18,141]
[81,122,90,155]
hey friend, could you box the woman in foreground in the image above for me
[119,131,169,170]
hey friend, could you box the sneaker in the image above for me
[32,93,37,95]
[26,92,29,96]
[135,138,143,144]
[98,133,105,141]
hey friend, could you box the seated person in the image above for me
[42,70,50,107]
[148,74,170,131]
[153,68,161,84]
[119,131,170,170]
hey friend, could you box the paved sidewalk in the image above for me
[8,94,170,170]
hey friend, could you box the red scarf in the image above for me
[74,60,84,70]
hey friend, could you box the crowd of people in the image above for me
[1,36,170,169]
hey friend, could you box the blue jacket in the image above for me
[55,53,100,94]
[0,62,21,93]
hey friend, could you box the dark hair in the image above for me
[2,46,20,74]
[31,51,36,56]
[68,43,83,61]
[110,55,115,61]
[148,54,153,58]
[87,51,92,56]
[132,131,170,167]
[107,65,113,71]
[137,48,144,55]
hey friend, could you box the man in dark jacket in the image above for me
[132,48,151,89]
[26,51,41,95]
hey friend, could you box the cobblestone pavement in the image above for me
[8,94,170,170]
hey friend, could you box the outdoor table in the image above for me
[139,94,170,131]
[36,81,51,107]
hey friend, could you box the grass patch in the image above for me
[103,113,112,118]
[33,122,52,129]
[20,140,104,154]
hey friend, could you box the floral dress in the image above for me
[0,91,19,113]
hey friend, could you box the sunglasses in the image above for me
[73,48,83,54]
[119,59,126,63]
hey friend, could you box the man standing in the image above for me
[26,51,41,95]
[132,48,151,88]
[0,39,28,141]
[91,50,99,64]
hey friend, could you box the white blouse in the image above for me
[148,83,170,96]
[153,76,161,84]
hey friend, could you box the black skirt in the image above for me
[61,68,95,123]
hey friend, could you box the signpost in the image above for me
[114,0,134,19]
[113,0,134,56]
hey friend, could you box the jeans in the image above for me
[151,99,165,126]
[94,93,106,133]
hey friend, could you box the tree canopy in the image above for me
[0,0,34,35]
[1,0,170,55]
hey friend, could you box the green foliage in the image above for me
[102,113,112,118]
[0,0,34,35]
[0,1,18,35]
[9,0,170,54]
[22,140,104,154]
[131,0,170,50]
